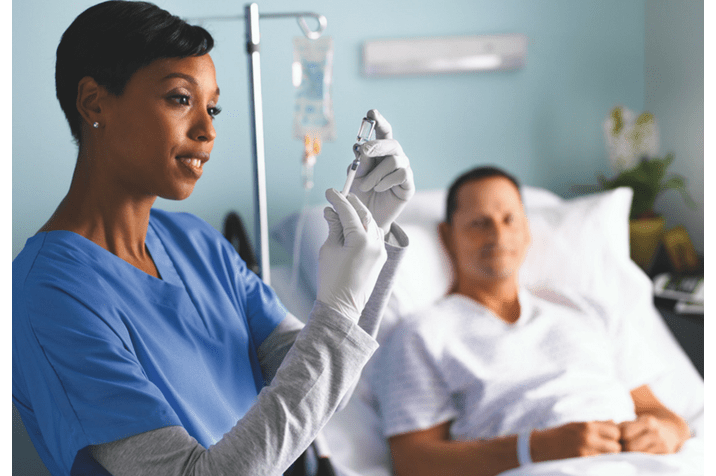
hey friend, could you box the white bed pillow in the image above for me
[520,187,632,308]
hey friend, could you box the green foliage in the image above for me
[598,154,696,220]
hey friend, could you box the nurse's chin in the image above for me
[157,183,198,202]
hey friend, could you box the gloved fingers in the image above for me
[323,206,344,244]
[346,146,368,176]
[324,188,365,238]
[345,193,373,231]
[366,109,393,140]
[358,153,413,194]
[346,193,385,243]
[342,192,383,243]
[372,168,416,198]
[356,138,404,162]
[353,140,405,179]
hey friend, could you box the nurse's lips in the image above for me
[176,152,210,176]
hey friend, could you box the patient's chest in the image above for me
[442,295,637,440]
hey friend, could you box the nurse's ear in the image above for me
[76,76,109,133]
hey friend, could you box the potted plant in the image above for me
[599,106,696,270]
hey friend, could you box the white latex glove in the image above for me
[316,188,388,322]
[350,109,415,236]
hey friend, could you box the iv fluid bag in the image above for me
[293,36,335,141]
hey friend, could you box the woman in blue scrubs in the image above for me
[12,2,414,475]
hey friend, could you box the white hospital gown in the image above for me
[371,288,664,441]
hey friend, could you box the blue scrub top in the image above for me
[12,209,288,475]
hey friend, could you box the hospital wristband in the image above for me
[516,430,532,466]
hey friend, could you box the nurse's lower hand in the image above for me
[317,188,388,322]
[351,109,415,236]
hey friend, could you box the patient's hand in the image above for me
[619,415,683,454]
[531,421,622,461]
[622,384,691,454]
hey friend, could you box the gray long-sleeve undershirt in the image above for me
[89,225,407,476]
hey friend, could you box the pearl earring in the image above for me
[93,122,100,129]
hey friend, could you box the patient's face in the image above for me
[444,177,530,284]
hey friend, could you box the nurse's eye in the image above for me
[170,94,191,106]
[208,105,222,119]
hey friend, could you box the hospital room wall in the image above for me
[13,0,657,263]
[645,0,704,254]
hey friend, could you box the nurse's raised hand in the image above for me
[351,109,415,236]
[316,188,388,322]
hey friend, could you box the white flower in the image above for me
[603,106,660,174]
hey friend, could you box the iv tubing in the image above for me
[290,186,312,292]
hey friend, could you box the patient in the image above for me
[370,166,691,476]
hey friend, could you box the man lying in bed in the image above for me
[370,166,691,476]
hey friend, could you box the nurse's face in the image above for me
[441,177,531,286]
[101,54,220,200]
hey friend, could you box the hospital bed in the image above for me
[270,185,705,476]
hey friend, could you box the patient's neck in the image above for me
[455,277,521,324]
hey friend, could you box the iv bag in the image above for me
[292,36,335,141]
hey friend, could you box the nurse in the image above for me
[12,1,413,475]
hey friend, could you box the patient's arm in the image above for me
[389,419,623,476]
[619,384,690,454]
[389,421,519,476]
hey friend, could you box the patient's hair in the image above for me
[445,166,522,224]
[56,0,215,144]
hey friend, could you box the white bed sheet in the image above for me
[500,437,704,476]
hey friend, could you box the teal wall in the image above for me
[645,0,704,253]
[13,0,651,263]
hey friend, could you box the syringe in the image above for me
[341,116,376,195]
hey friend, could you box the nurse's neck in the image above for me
[38,151,162,280]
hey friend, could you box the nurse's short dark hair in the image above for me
[56,0,215,143]
[445,166,522,224]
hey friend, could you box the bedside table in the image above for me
[656,302,704,377]
[648,247,704,378]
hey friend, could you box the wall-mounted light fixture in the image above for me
[362,34,527,77]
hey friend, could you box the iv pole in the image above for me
[244,4,271,284]
[194,4,328,285]
[245,4,327,285]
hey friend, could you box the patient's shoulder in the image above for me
[378,298,461,365]
[390,294,482,341]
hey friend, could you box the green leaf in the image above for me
[661,175,698,209]
[594,153,694,218]
[661,175,685,191]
